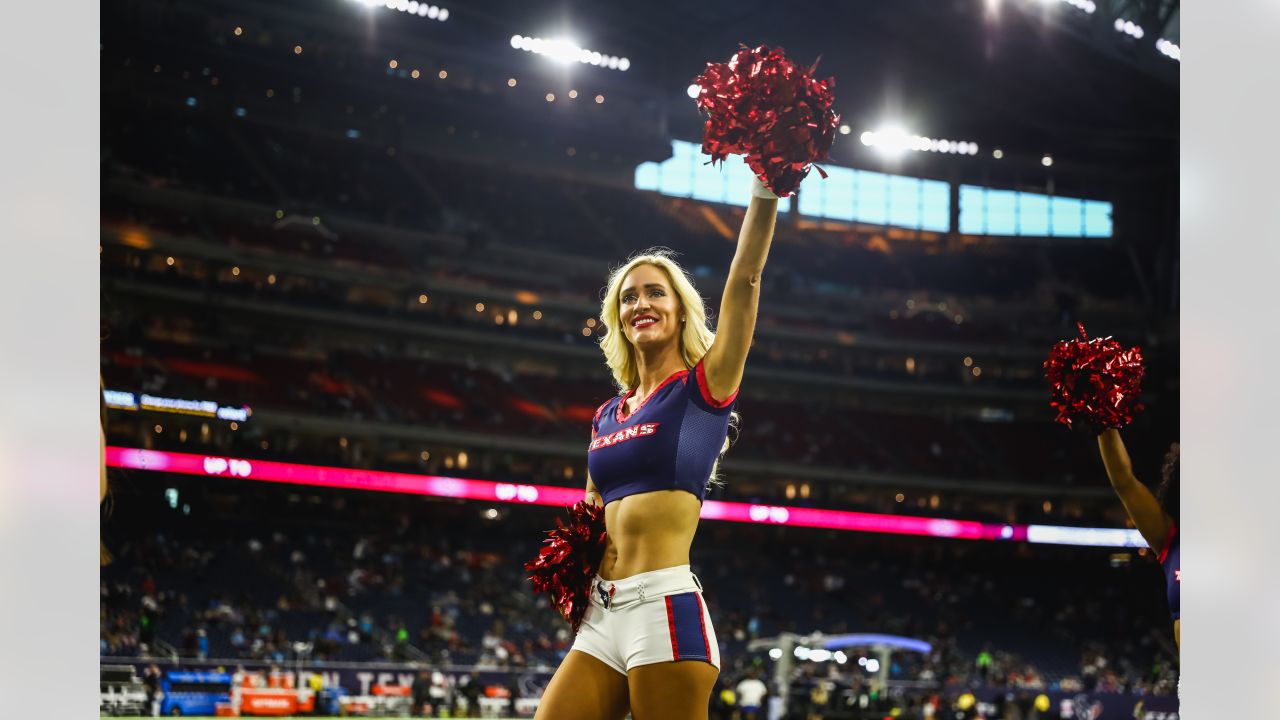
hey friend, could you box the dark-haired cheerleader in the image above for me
[1097,429,1180,650]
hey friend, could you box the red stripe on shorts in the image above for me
[694,593,711,660]
[665,595,680,661]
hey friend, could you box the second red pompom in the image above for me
[1044,322,1146,431]
[524,501,607,634]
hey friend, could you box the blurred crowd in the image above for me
[101,484,1178,702]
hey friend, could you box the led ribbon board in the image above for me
[106,448,1144,547]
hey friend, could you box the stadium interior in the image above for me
[100,0,1180,717]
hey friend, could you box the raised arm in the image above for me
[701,180,780,400]
[1097,428,1173,552]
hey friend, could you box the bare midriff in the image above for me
[598,489,702,581]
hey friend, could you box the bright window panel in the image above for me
[1017,192,1050,236]
[888,176,923,229]
[920,180,950,232]
[1050,197,1083,237]
[692,155,728,203]
[634,162,660,192]
[959,185,987,234]
[658,142,697,197]
[1084,201,1113,237]
[854,171,889,226]
[986,189,1018,235]
[721,158,758,209]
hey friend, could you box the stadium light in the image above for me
[352,0,449,21]
[861,128,980,156]
[1041,154,1054,167]
[510,34,630,72]
[1060,0,1096,13]
[687,83,700,99]
[1114,18,1145,39]
[1155,38,1181,61]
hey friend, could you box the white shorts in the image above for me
[570,564,721,675]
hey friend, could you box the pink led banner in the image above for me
[106,448,1140,546]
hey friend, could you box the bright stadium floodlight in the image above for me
[550,38,583,63]
[511,34,632,72]
[1114,18,1145,39]
[354,0,449,22]
[862,127,979,157]
[1060,0,1095,13]
[687,83,701,99]
[864,126,913,158]
[1156,38,1181,61]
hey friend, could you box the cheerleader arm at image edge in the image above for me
[699,176,780,402]
[1097,428,1173,554]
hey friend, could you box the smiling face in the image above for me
[618,263,685,351]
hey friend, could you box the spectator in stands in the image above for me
[459,670,483,718]
[142,664,162,717]
[504,672,521,718]
[411,670,432,717]
[307,671,325,716]
[736,671,768,720]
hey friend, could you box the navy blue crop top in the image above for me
[587,360,738,505]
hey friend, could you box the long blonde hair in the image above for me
[598,248,739,486]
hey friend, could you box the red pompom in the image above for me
[1044,322,1146,431]
[692,44,840,197]
[524,501,607,633]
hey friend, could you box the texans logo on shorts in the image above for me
[597,582,615,609]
